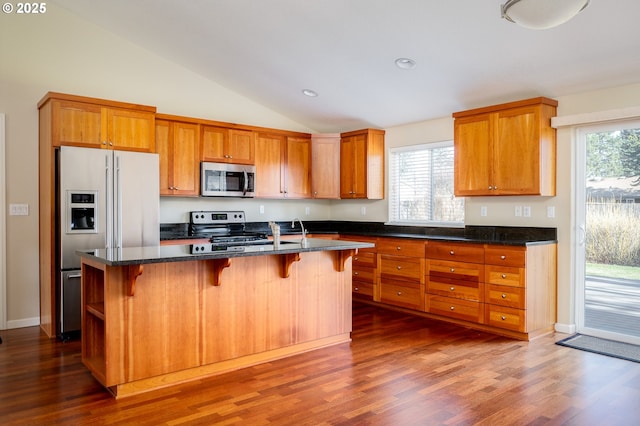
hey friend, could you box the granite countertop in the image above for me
[77,238,374,266]
[161,221,557,246]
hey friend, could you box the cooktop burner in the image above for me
[189,210,268,245]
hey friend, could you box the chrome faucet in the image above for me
[291,218,308,245]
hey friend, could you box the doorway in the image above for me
[576,121,640,344]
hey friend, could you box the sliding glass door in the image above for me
[576,121,640,345]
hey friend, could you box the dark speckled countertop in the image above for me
[161,221,557,246]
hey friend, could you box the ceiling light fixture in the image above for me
[302,89,318,97]
[395,58,416,70]
[501,0,590,30]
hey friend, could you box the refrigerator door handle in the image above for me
[115,154,122,248]
[105,154,113,249]
[242,169,248,196]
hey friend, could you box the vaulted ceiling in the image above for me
[53,0,640,132]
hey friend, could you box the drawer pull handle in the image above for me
[450,268,455,272]
[397,291,403,296]
[450,306,455,311]
[501,315,507,321]
[450,286,455,291]
[500,255,506,260]
[397,266,402,270]
[501,293,507,299]
[354,271,359,275]
[450,250,455,255]
[354,287,359,291]
[501,274,507,279]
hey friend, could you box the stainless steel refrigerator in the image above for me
[57,146,159,339]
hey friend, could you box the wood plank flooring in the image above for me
[2,302,640,425]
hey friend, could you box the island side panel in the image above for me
[202,251,352,365]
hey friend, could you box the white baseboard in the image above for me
[6,317,40,330]
[555,323,576,335]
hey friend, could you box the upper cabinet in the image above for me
[311,133,340,199]
[452,97,557,196]
[156,116,200,197]
[39,92,156,152]
[201,125,255,164]
[340,129,385,199]
[255,132,312,198]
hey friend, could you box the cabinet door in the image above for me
[106,108,155,152]
[227,129,255,164]
[284,136,311,198]
[201,125,227,162]
[156,120,172,196]
[255,133,285,198]
[171,122,200,196]
[494,106,541,194]
[311,135,340,199]
[454,113,492,195]
[52,100,103,148]
[340,134,367,198]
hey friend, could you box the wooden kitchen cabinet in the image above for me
[42,93,156,152]
[341,235,378,301]
[311,133,340,199]
[201,125,255,164]
[255,132,312,198]
[453,97,557,196]
[156,116,200,196]
[340,129,385,199]
[377,237,425,310]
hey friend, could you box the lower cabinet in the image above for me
[349,234,557,341]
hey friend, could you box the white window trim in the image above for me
[386,140,464,228]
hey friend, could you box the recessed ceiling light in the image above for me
[302,89,318,97]
[395,58,416,70]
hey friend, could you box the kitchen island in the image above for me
[78,238,373,398]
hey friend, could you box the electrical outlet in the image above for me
[361,206,367,216]
[480,206,487,217]
[259,205,265,214]
[523,206,531,217]
[9,204,29,216]
[305,206,311,215]
[547,206,555,218]
[515,206,522,217]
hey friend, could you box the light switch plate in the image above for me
[9,204,29,216]
[523,206,531,217]
[480,206,487,217]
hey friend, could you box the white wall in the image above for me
[0,4,316,328]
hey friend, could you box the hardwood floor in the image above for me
[1,302,640,425]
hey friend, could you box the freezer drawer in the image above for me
[60,270,82,338]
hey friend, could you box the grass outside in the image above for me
[586,262,640,281]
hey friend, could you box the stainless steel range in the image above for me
[189,211,268,253]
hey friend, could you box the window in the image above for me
[388,141,464,225]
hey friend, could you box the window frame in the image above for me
[386,140,465,228]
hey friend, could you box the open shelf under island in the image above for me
[77,238,373,398]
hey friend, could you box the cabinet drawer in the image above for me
[485,265,524,287]
[352,282,374,298]
[380,281,423,311]
[427,280,483,302]
[426,241,484,263]
[426,295,483,323]
[485,305,525,332]
[352,267,375,284]
[377,238,426,257]
[485,284,525,308]
[353,251,376,268]
[485,245,525,267]
[428,259,484,283]
[380,255,424,282]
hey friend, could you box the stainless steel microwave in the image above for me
[200,162,256,197]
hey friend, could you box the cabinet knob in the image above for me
[500,255,506,260]
[396,266,402,270]
[450,268,455,272]
[354,287,359,291]
[501,274,507,279]
[450,306,455,311]
[102,141,107,145]
[396,246,402,250]
[397,291,403,296]
[449,250,455,255]
[109,141,113,146]
[501,315,507,321]
[354,271,359,275]
[450,286,455,291]
[354,257,359,261]
[501,293,507,299]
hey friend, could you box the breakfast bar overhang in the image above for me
[77,238,373,398]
